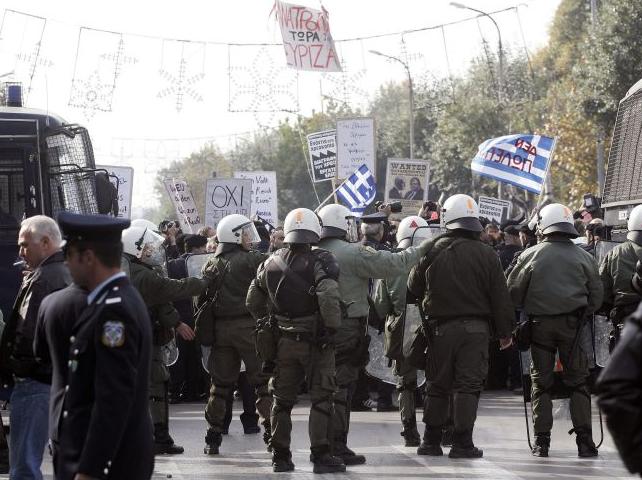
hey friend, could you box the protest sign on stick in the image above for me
[96,165,133,218]
[204,178,252,228]
[336,118,376,180]
[307,129,337,182]
[163,178,203,233]
[234,171,279,226]
[384,158,430,218]
[478,196,511,225]
[274,0,342,72]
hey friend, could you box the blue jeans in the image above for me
[10,378,50,480]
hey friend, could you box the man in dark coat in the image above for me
[53,212,154,480]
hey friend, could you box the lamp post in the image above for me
[451,2,505,197]
[369,49,415,159]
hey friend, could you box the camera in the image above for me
[374,201,403,213]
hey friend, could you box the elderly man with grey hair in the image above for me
[0,215,71,480]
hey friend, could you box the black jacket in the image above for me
[55,275,154,480]
[1,250,71,383]
[167,254,194,326]
[596,303,642,474]
[34,284,88,442]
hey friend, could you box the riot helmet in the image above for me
[537,203,578,237]
[122,225,166,266]
[283,208,322,244]
[131,218,160,232]
[396,215,431,249]
[216,214,261,248]
[318,204,358,242]
[440,194,483,232]
[626,204,642,243]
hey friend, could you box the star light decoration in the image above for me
[68,70,115,120]
[68,33,137,120]
[156,40,206,113]
[228,46,299,126]
[320,60,369,110]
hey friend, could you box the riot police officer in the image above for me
[507,203,603,458]
[374,215,433,447]
[122,222,207,455]
[317,204,433,465]
[246,208,346,473]
[600,204,642,341]
[200,214,271,455]
[408,194,514,459]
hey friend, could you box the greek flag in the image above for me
[471,134,555,194]
[336,164,377,216]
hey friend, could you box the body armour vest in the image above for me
[265,248,318,318]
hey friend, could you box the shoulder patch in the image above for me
[360,245,378,254]
[102,321,125,348]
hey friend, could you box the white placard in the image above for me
[274,0,342,72]
[96,165,133,218]
[163,178,203,233]
[234,171,279,226]
[204,178,252,228]
[478,196,512,225]
[307,129,336,182]
[384,158,430,218]
[336,118,376,180]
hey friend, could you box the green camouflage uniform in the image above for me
[317,237,430,458]
[128,260,206,442]
[507,236,603,436]
[599,239,642,324]
[246,247,342,457]
[200,245,270,440]
[408,232,513,449]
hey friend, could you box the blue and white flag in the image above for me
[471,134,555,194]
[336,164,377,216]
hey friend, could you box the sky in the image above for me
[0,0,562,215]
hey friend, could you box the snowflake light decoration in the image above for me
[320,59,369,110]
[68,70,115,120]
[157,40,205,113]
[228,45,299,116]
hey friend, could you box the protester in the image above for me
[268,226,284,253]
[0,216,71,480]
[198,226,216,238]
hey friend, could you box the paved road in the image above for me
[15,392,635,479]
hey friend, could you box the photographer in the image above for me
[159,220,182,261]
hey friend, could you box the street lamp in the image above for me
[369,49,415,160]
[450,2,504,103]
[450,2,505,198]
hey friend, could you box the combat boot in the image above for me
[417,425,443,456]
[400,418,421,447]
[204,428,222,455]
[531,432,550,457]
[333,433,366,465]
[310,446,346,474]
[154,424,185,455]
[574,428,598,458]
[448,429,483,459]
[272,448,295,472]
[241,412,261,434]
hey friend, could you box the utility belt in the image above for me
[514,307,587,352]
[274,313,318,334]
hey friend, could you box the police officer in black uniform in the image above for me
[53,212,154,480]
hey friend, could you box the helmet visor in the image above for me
[140,230,166,266]
[346,216,359,243]
[235,221,262,246]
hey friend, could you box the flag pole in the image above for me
[535,137,557,210]
[315,177,347,212]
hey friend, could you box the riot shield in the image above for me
[594,240,621,264]
[201,345,211,373]
[161,337,179,366]
[186,252,215,279]
[365,325,396,385]
[402,304,423,359]
[592,315,611,368]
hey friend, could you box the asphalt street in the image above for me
[18,391,634,480]
[155,392,635,479]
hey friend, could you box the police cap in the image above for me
[58,211,130,244]
[360,212,389,224]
